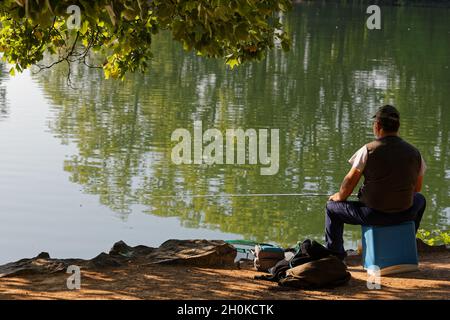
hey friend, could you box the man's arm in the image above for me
[329,167,362,201]
[415,156,426,192]
[415,175,423,192]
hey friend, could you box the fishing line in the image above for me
[153,193,357,198]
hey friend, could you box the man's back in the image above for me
[359,135,422,212]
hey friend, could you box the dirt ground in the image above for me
[0,251,448,300]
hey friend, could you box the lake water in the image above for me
[0,3,449,263]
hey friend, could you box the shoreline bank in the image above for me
[0,239,448,300]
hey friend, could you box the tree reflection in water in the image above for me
[34,4,450,247]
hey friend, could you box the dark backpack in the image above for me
[289,239,334,268]
[254,239,347,284]
[278,256,351,289]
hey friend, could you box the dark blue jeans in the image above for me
[325,193,426,256]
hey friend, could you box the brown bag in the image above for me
[278,256,351,289]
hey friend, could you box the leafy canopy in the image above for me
[0,0,291,79]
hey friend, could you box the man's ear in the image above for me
[374,120,381,132]
[372,120,380,138]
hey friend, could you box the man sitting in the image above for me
[325,105,426,259]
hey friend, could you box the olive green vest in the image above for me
[359,136,421,212]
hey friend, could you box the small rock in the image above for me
[88,253,122,268]
[109,240,133,257]
[36,252,50,259]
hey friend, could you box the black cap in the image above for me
[372,105,400,121]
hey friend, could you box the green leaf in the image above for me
[226,57,240,69]
[80,20,89,35]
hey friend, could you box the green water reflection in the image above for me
[35,3,449,247]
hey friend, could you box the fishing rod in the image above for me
[153,193,357,198]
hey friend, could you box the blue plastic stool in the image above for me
[362,221,419,276]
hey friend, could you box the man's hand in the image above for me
[329,192,345,201]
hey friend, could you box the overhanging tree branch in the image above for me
[0,0,292,82]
